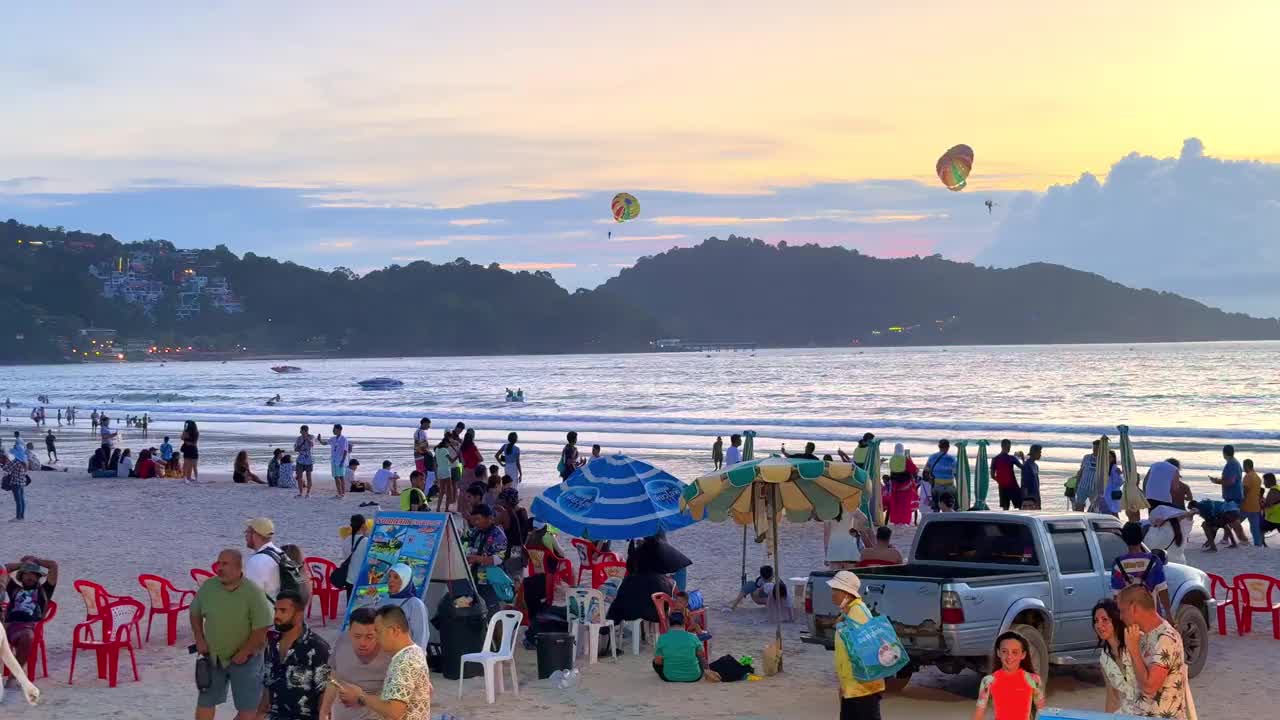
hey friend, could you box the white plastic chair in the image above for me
[567,588,615,664]
[457,610,523,704]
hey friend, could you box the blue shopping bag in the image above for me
[836,608,909,682]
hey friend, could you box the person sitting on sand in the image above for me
[135,449,158,479]
[117,448,134,478]
[346,459,367,492]
[860,526,904,565]
[653,611,708,682]
[1189,499,1243,552]
[371,460,400,495]
[729,565,781,610]
[277,454,297,490]
[266,448,282,488]
[232,451,264,485]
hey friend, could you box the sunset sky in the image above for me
[3,3,1280,313]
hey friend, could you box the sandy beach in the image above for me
[3,421,1279,720]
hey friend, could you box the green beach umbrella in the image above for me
[971,439,991,511]
[1118,426,1146,518]
[682,455,867,666]
[955,440,972,510]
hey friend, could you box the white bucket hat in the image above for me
[826,570,862,598]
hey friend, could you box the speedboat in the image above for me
[271,365,303,374]
[358,377,404,390]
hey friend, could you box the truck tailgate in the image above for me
[859,576,944,651]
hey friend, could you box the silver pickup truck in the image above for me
[802,512,1213,690]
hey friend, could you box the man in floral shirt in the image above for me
[463,504,508,609]
[336,605,431,720]
[1119,585,1188,719]
[259,590,331,720]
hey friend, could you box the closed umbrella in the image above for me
[1118,425,1147,519]
[955,441,972,511]
[530,454,696,540]
[971,439,991,511]
[1090,436,1111,513]
[858,439,883,524]
[683,456,867,666]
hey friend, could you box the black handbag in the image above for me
[195,655,213,692]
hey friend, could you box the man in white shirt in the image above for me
[371,461,400,495]
[99,416,117,456]
[724,434,743,468]
[243,517,283,601]
[319,424,353,499]
[1143,458,1181,509]
[412,418,431,475]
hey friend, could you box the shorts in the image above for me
[415,457,426,473]
[331,461,346,479]
[840,693,882,720]
[998,484,1023,511]
[448,466,462,484]
[197,654,264,711]
[296,462,313,472]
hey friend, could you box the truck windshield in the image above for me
[915,520,1040,566]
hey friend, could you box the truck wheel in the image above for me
[883,668,913,693]
[1011,624,1050,691]
[1175,606,1209,678]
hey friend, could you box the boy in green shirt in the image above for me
[653,612,706,682]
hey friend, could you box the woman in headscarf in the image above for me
[887,443,918,526]
[382,563,428,648]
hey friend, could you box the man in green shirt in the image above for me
[400,471,428,511]
[190,548,274,720]
[652,612,706,682]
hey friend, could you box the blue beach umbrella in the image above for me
[529,454,696,540]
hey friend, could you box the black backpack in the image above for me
[257,546,306,600]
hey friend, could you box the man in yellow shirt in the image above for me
[1260,473,1280,546]
[828,571,885,720]
[1241,459,1265,547]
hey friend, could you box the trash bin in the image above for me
[534,632,575,679]
[435,594,488,680]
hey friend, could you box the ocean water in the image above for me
[3,342,1279,488]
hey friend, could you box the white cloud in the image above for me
[413,239,450,247]
[448,218,502,227]
[980,138,1280,316]
[501,262,576,271]
[606,233,688,242]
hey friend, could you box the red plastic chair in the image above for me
[572,539,603,586]
[137,574,196,646]
[74,579,141,648]
[69,597,144,687]
[304,556,343,624]
[1234,573,1280,639]
[651,592,710,655]
[1207,572,1241,636]
[597,551,622,564]
[591,560,628,590]
[2,601,55,681]
[190,568,215,586]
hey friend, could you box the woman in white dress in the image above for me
[1093,598,1139,712]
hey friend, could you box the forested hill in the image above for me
[600,236,1280,346]
[1,220,1276,363]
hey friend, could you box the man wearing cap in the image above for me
[827,571,885,720]
[191,549,273,720]
[244,518,284,601]
[3,556,58,684]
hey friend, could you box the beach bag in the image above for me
[482,565,516,603]
[709,654,753,682]
[330,536,363,590]
[836,607,909,682]
[1064,471,1079,498]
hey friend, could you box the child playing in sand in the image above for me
[973,631,1045,720]
[671,590,711,641]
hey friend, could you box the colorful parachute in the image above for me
[935,144,974,191]
[611,192,640,222]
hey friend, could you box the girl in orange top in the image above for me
[973,631,1046,720]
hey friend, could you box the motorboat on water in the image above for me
[505,388,526,402]
[271,365,303,374]
[358,377,404,390]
